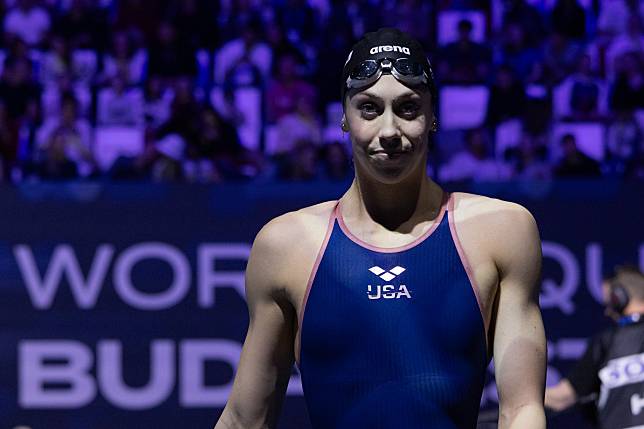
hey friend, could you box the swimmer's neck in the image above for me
[342,167,443,231]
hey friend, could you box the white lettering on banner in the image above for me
[18,339,302,409]
[197,244,249,307]
[113,243,190,310]
[14,244,114,309]
[180,339,240,406]
[554,338,588,360]
[540,241,579,314]
[586,243,605,304]
[19,341,96,408]
[632,393,644,415]
[14,243,250,310]
[599,353,644,389]
[98,340,175,409]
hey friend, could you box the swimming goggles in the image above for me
[345,57,429,91]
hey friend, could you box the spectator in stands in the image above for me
[550,0,586,40]
[604,110,642,176]
[217,0,262,42]
[14,96,41,180]
[382,0,433,47]
[0,102,15,180]
[266,52,317,123]
[321,141,352,181]
[0,0,639,184]
[314,22,353,110]
[35,95,94,179]
[512,135,552,180]
[554,133,601,178]
[113,0,161,45]
[0,57,41,122]
[605,14,644,80]
[4,0,50,48]
[41,72,91,121]
[36,126,84,179]
[169,0,219,51]
[502,0,546,47]
[499,22,542,79]
[151,134,185,182]
[274,96,321,156]
[439,128,512,182]
[568,54,604,120]
[274,0,319,43]
[437,18,491,84]
[182,107,221,183]
[597,0,632,37]
[610,52,644,111]
[143,75,173,128]
[327,0,381,42]
[191,106,262,181]
[41,36,74,87]
[279,139,320,181]
[51,0,109,51]
[215,16,272,89]
[41,34,97,88]
[97,73,144,126]
[101,31,147,86]
[266,20,307,75]
[486,64,526,126]
[2,37,34,70]
[542,33,584,84]
[625,149,644,179]
[154,77,201,156]
[147,21,197,82]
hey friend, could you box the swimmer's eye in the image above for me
[398,102,420,118]
[359,102,379,117]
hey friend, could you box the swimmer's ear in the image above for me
[341,115,349,132]
[431,117,438,133]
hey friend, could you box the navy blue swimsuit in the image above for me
[297,194,489,429]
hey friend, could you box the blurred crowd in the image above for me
[0,0,642,184]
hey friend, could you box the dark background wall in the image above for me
[0,180,641,429]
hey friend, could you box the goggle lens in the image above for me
[345,57,430,93]
[350,58,423,81]
[350,60,379,79]
[394,58,423,75]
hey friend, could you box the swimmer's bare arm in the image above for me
[491,205,546,429]
[214,219,296,429]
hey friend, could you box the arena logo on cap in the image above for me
[370,45,410,55]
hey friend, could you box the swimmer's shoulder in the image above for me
[449,192,539,255]
[256,200,337,249]
[450,192,535,223]
[248,201,338,291]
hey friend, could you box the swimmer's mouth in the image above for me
[370,149,412,156]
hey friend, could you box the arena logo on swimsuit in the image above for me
[367,265,412,300]
[369,45,411,55]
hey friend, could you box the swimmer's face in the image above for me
[344,75,433,184]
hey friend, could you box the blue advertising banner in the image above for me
[0,181,642,429]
